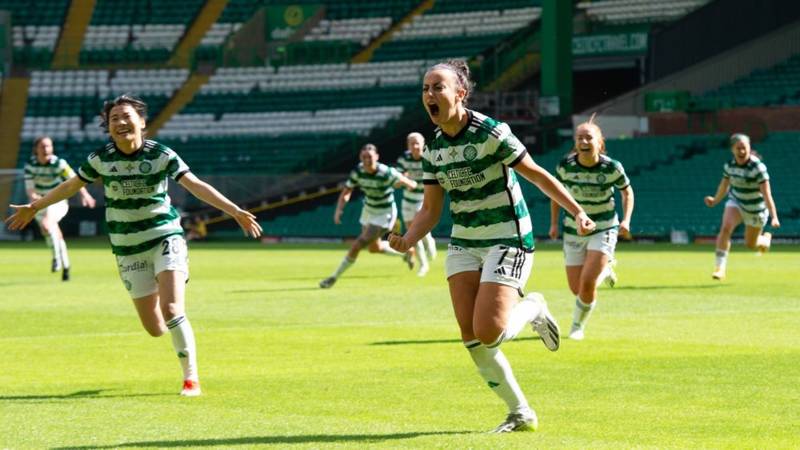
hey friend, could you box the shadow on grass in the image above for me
[0,389,170,401]
[55,431,472,449]
[370,336,540,346]
[610,284,724,291]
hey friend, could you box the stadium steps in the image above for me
[168,0,230,67]
[351,0,435,63]
[51,0,96,69]
[0,75,30,210]
[485,51,540,92]
[149,70,212,136]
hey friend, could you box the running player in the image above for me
[319,143,418,288]
[24,136,96,281]
[390,59,595,433]
[6,94,262,396]
[704,133,780,280]
[396,132,436,276]
[549,118,634,341]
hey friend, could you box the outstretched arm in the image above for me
[619,185,634,237]
[179,172,262,238]
[704,178,729,207]
[393,173,418,191]
[333,187,353,224]
[6,176,86,230]
[389,184,444,252]
[512,154,595,235]
[759,180,780,228]
[549,199,560,240]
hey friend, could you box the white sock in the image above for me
[715,249,728,270]
[377,240,403,256]
[597,265,611,284]
[332,256,355,278]
[415,240,428,269]
[167,315,198,382]
[50,233,63,267]
[572,296,595,331]
[58,239,70,269]
[466,340,529,414]
[499,296,542,343]
[424,233,436,259]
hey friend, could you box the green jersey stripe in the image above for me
[105,193,167,209]
[111,231,184,256]
[451,236,534,249]
[107,210,180,234]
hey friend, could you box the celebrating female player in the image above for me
[23,136,96,281]
[390,60,594,432]
[549,118,634,340]
[704,133,779,280]
[6,94,262,396]
[319,143,418,288]
[396,132,437,276]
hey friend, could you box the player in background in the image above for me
[6,94,262,396]
[319,143,418,288]
[390,59,595,433]
[704,133,780,280]
[24,136,96,281]
[549,118,634,341]
[396,132,436,276]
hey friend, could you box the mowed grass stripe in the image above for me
[0,240,798,448]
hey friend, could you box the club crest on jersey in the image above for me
[596,173,606,184]
[139,161,152,174]
[463,145,478,161]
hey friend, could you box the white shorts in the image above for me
[360,206,397,231]
[446,244,534,293]
[34,199,68,225]
[401,200,423,223]
[115,235,189,299]
[725,199,768,228]
[563,228,618,266]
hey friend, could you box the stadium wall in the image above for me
[583,20,800,116]
[650,0,800,80]
[649,107,800,138]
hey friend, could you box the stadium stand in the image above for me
[80,0,205,64]
[696,54,800,108]
[577,0,709,25]
[1,0,70,66]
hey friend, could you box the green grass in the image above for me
[0,239,798,449]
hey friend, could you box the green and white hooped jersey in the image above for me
[723,156,769,214]
[77,140,189,256]
[396,150,424,205]
[422,109,533,250]
[24,155,76,195]
[555,153,630,236]
[346,162,400,215]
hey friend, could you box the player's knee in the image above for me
[473,324,502,346]
[144,325,166,337]
[744,239,758,250]
[162,304,184,320]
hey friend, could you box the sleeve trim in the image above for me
[175,170,190,181]
[508,150,528,168]
[77,173,93,183]
[422,179,439,185]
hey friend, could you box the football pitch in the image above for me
[1,240,798,449]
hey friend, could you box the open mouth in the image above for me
[579,145,591,152]
[427,103,440,117]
